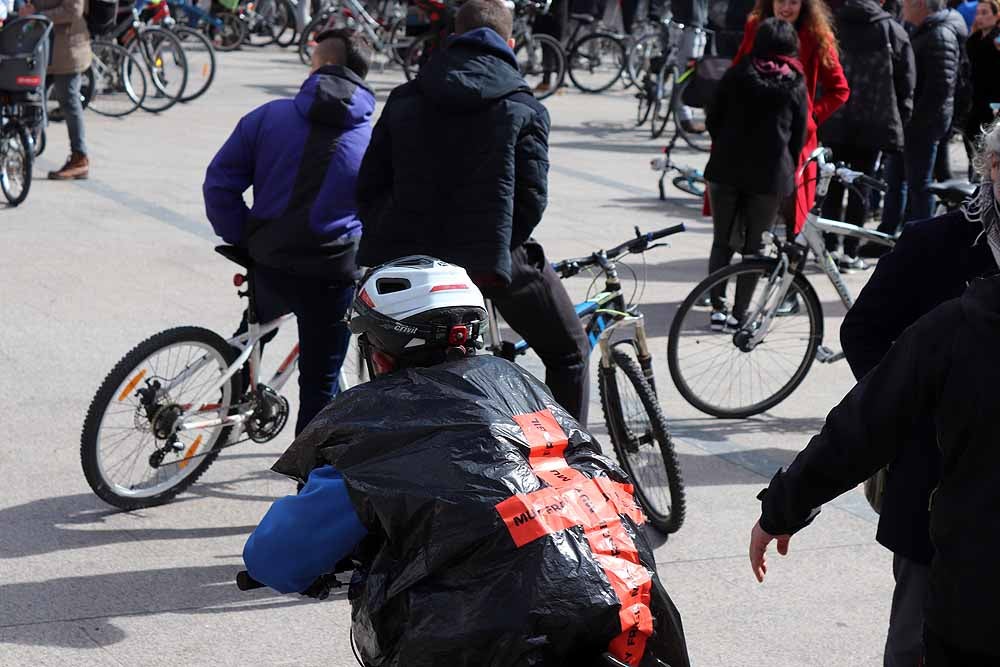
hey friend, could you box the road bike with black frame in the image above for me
[667,147,897,418]
[80,245,367,511]
[486,224,688,534]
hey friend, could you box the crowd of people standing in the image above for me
[704,0,1000,282]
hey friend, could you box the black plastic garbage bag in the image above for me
[272,355,690,667]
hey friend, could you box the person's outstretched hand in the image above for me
[749,520,791,583]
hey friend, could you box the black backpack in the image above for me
[85,0,119,36]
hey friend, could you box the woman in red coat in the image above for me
[734,0,850,235]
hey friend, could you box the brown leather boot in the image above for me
[48,152,89,180]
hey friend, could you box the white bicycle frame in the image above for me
[170,313,300,434]
[741,148,896,361]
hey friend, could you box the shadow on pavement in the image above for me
[0,564,342,649]
[0,462,288,560]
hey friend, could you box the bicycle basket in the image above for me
[680,55,729,110]
[0,17,52,93]
[87,0,120,36]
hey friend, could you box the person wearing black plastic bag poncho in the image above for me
[242,257,690,667]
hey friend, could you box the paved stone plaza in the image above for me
[2,46,911,665]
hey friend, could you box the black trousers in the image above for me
[235,266,354,436]
[821,143,880,256]
[487,240,591,423]
[923,625,998,665]
[707,182,780,314]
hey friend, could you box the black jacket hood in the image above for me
[416,28,530,111]
[294,65,375,128]
[839,0,891,24]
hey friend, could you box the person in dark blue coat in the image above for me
[203,29,375,435]
[836,118,999,665]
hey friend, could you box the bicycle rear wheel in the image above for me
[599,344,685,534]
[81,326,242,510]
[567,32,626,93]
[516,33,565,100]
[0,121,32,206]
[131,26,189,113]
[298,12,331,65]
[626,31,660,89]
[667,259,823,418]
[275,0,298,46]
[209,12,246,51]
[174,25,217,102]
[672,69,710,152]
[89,41,147,117]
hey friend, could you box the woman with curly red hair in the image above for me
[735,0,850,237]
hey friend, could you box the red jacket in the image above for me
[716,17,850,232]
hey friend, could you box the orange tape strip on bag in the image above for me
[499,410,652,666]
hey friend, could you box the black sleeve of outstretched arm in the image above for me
[511,105,550,248]
[758,304,953,536]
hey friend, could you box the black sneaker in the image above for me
[858,243,890,259]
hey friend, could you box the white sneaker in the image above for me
[710,310,738,332]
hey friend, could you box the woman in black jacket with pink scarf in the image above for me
[703,17,808,329]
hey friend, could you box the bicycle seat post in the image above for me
[484,298,501,352]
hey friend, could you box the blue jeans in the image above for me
[236,267,354,435]
[879,139,939,236]
[50,72,87,156]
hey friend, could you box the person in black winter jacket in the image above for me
[819,0,914,270]
[749,272,1000,664]
[355,0,591,422]
[703,17,807,329]
[965,0,1000,141]
[875,0,963,243]
[836,118,999,667]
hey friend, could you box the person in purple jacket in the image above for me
[203,29,374,435]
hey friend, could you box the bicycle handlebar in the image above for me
[806,147,888,192]
[553,224,685,278]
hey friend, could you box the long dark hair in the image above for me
[750,0,836,66]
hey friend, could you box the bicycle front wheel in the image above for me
[173,25,217,102]
[89,41,147,117]
[81,326,242,510]
[0,121,32,206]
[516,33,565,100]
[671,69,710,152]
[667,259,823,419]
[567,32,626,93]
[131,26,189,113]
[650,61,672,139]
[210,12,246,51]
[599,344,685,534]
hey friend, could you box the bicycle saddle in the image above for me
[215,245,254,269]
[927,179,976,201]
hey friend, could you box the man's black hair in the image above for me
[751,16,800,59]
[455,0,514,40]
[315,28,372,80]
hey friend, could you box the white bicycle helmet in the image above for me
[350,256,488,364]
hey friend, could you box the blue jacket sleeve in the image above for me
[203,114,256,245]
[242,465,368,594]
